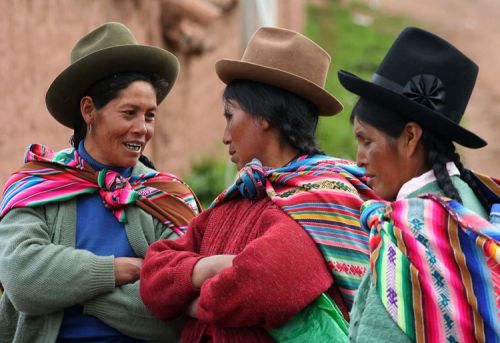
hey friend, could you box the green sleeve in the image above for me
[0,206,115,315]
[82,213,183,341]
[83,281,184,341]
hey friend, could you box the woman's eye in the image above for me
[146,112,156,121]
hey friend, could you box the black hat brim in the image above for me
[338,70,487,149]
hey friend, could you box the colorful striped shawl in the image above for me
[470,171,500,214]
[211,155,380,309]
[362,194,500,342]
[0,144,200,235]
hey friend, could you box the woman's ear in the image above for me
[255,116,271,131]
[80,96,95,126]
[401,122,424,157]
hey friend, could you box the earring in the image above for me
[88,124,92,133]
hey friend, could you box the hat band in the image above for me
[371,73,405,94]
[372,73,446,112]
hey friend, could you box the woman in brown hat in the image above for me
[0,22,200,342]
[140,27,379,342]
[339,27,499,342]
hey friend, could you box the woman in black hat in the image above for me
[0,22,200,342]
[339,27,499,342]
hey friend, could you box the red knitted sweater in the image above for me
[140,197,333,343]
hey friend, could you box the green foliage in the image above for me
[183,157,236,209]
[306,0,414,159]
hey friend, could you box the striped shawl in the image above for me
[211,155,380,309]
[362,193,500,343]
[0,144,200,234]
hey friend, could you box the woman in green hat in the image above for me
[0,22,201,342]
[339,27,499,342]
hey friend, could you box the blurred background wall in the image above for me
[0,0,305,185]
[0,0,498,205]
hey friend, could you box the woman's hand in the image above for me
[186,297,200,318]
[114,257,144,286]
[191,254,236,288]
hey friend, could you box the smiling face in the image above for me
[82,80,157,168]
[353,116,425,201]
[222,99,269,170]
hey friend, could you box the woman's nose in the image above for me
[222,126,231,145]
[133,118,148,134]
[356,149,366,168]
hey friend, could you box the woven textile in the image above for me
[362,194,500,342]
[0,144,200,235]
[211,155,379,308]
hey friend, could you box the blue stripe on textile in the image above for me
[458,227,499,342]
[282,202,360,215]
[308,225,368,237]
[1,177,45,208]
[308,233,369,248]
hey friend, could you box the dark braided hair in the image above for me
[351,98,491,209]
[71,72,169,170]
[452,153,492,211]
[421,130,462,203]
[223,79,323,156]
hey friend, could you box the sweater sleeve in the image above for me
[140,210,209,321]
[197,206,333,328]
[83,217,183,341]
[84,281,184,341]
[0,206,115,315]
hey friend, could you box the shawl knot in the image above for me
[97,169,140,213]
[236,159,267,200]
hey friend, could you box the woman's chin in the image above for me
[231,157,242,170]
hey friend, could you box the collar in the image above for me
[396,162,460,200]
[78,140,132,177]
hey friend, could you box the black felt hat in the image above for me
[338,27,486,148]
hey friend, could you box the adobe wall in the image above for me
[0,0,306,185]
[1,0,167,184]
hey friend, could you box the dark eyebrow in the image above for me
[354,129,365,139]
[120,103,157,111]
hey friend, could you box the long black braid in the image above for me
[452,153,492,212]
[421,130,462,202]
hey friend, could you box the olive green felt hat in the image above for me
[46,22,179,128]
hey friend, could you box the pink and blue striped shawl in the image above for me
[211,155,380,309]
[362,194,500,343]
[0,144,200,235]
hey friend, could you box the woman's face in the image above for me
[222,99,268,170]
[83,80,157,168]
[353,116,422,201]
